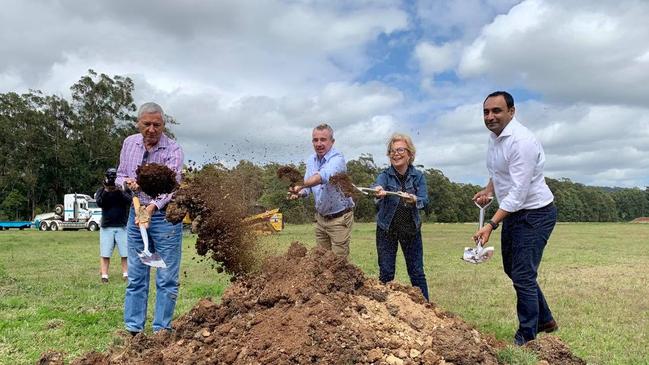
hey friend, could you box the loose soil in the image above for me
[165,166,260,276]
[277,166,303,187]
[62,243,585,365]
[136,163,179,198]
[329,173,363,200]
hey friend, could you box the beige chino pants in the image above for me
[314,210,354,257]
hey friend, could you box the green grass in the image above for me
[1,223,648,364]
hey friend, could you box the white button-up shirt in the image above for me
[487,118,554,212]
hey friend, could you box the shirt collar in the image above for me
[135,133,170,150]
[491,117,519,140]
[316,147,338,162]
[387,164,413,177]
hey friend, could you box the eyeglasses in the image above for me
[389,147,409,155]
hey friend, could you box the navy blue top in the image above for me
[95,187,132,227]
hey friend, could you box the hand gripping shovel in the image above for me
[462,198,495,264]
[133,197,167,268]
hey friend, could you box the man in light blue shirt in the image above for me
[289,123,354,256]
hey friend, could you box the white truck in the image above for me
[33,193,102,231]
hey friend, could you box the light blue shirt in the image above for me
[303,147,354,215]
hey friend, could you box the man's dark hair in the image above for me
[485,91,514,109]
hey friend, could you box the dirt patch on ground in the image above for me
[63,242,585,365]
[630,217,649,223]
[524,336,586,365]
[136,163,179,198]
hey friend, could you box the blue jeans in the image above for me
[501,203,557,343]
[376,227,429,301]
[124,207,182,332]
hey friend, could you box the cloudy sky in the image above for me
[2,0,648,188]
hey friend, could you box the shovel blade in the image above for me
[137,251,167,268]
[137,225,167,268]
[462,245,495,264]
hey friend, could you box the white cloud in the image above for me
[414,42,460,75]
[458,0,649,106]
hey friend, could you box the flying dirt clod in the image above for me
[136,163,179,198]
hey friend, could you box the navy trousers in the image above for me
[501,203,557,342]
[376,227,429,301]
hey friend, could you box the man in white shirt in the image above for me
[473,91,558,346]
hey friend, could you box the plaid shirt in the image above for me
[116,133,184,210]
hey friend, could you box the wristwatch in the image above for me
[487,219,499,230]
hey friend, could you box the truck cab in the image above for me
[34,193,102,231]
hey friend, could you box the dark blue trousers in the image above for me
[376,227,429,301]
[501,203,557,342]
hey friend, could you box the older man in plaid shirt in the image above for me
[116,102,184,335]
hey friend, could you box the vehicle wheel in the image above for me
[50,222,59,231]
[54,204,64,216]
[40,221,50,231]
[88,222,99,231]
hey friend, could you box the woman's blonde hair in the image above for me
[386,133,416,165]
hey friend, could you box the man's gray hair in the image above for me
[138,102,165,122]
[313,123,334,141]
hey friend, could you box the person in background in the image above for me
[473,91,558,346]
[115,102,184,335]
[372,133,429,301]
[95,167,132,283]
[288,123,355,257]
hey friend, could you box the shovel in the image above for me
[133,196,167,269]
[462,197,495,264]
[352,184,411,199]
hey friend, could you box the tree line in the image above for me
[2,71,648,223]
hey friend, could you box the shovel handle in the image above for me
[133,196,141,210]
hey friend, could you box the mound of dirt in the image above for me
[524,336,586,365]
[630,217,649,223]
[136,163,179,198]
[67,242,586,365]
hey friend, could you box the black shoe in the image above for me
[537,320,559,334]
[514,332,528,346]
[129,331,139,337]
[101,277,109,283]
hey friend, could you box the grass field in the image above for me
[1,222,648,364]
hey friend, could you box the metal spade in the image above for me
[352,184,411,198]
[133,196,167,268]
[462,197,495,264]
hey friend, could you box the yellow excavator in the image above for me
[182,208,283,234]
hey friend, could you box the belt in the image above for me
[319,207,352,220]
[514,202,554,215]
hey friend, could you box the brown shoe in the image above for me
[537,320,558,333]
